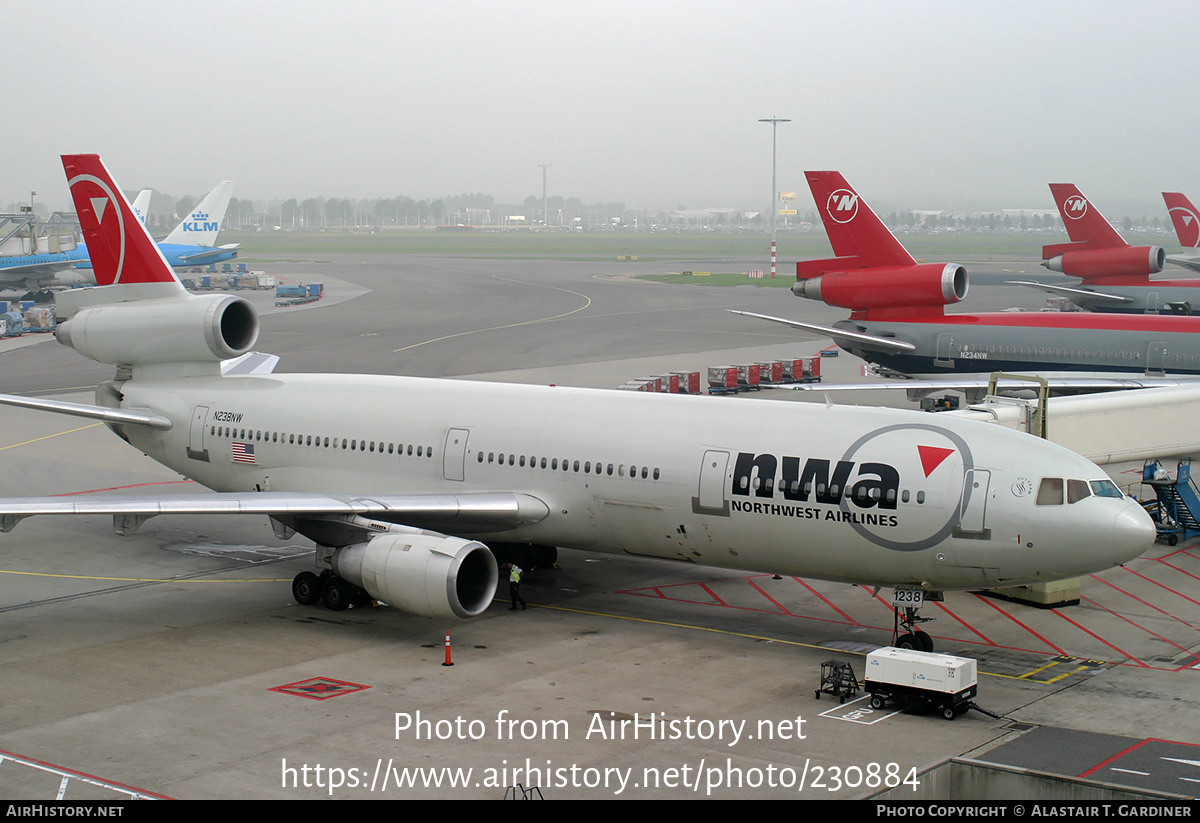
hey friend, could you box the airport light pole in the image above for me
[758,117,789,277]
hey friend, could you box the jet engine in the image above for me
[56,293,258,366]
[792,263,967,311]
[331,533,499,619]
[1042,246,1165,281]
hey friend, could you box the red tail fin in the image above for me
[61,154,180,287]
[1044,183,1125,254]
[803,171,915,272]
[1163,192,1200,249]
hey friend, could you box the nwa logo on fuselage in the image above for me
[732,452,897,508]
[826,189,860,224]
[1063,195,1088,219]
[182,211,218,233]
[727,428,968,554]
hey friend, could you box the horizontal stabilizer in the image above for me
[1008,280,1133,306]
[175,244,241,265]
[0,392,172,429]
[791,375,1200,394]
[727,310,917,353]
[221,352,280,375]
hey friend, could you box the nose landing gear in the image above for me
[891,588,940,652]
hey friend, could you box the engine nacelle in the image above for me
[1043,246,1165,280]
[792,263,967,311]
[56,293,258,366]
[331,533,499,619]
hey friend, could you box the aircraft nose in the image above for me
[1108,501,1156,566]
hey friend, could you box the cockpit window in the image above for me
[1036,477,1064,506]
[1090,479,1124,499]
[1067,479,1091,504]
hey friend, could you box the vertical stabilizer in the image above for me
[58,155,186,315]
[1163,192,1200,249]
[131,190,151,226]
[804,171,916,269]
[163,180,234,247]
[1046,183,1126,250]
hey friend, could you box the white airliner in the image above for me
[0,155,1155,652]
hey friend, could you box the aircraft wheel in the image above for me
[895,633,919,650]
[870,695,886,710]
[915,630,934,652]
[322,577,353,611]
[292,572,322,606]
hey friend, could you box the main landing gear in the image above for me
[292,570,371,611]
[891,588,940,652]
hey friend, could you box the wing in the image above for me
[0,490,550,536]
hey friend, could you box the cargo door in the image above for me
[187,406,210,462]
[443,428,469,481]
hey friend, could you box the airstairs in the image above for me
[1142,458,1200,545]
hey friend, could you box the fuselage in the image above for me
[838,311,1200,377]
[112,371,1150,591]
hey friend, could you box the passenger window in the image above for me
[1037,477,1064,506]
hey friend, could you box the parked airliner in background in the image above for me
[735,172,1200,384]
[1011,184,1200,313]
[0,179,238,299]
[151,180,240,269]
[0,155,1155,652]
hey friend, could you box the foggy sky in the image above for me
[7,0,1199,217]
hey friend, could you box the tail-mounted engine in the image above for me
[792,262,968,313]
[331,533,499,619]
[1042,245,1165,282]
[56,293,258,366]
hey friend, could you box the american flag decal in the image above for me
[232,442,255,464]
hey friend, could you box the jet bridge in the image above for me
[948,383,1200,466]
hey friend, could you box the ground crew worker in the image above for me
[507,562,527,611]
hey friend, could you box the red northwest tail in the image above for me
[800,171,915,276]
[794,172,966,318]
[1044,183,1125,254]
[1163,192,1200,249]
[1042,183,1164,281]
[60,154,180,287]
